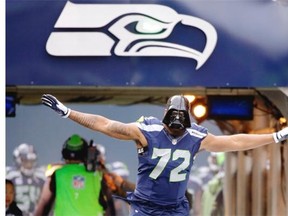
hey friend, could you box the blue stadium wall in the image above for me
[6,0,288,87]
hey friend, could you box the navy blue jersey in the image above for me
[134,116,208,206]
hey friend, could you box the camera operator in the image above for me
[34,134,113,216]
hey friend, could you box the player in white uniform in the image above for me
[6,143,46,216]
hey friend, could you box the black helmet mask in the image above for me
[162,95,191,129]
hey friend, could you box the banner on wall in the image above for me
[6,0,288,87]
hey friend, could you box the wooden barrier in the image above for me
[222,95,287,215]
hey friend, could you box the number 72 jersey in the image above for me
[135,116,208,206]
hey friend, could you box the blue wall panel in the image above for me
[6,0,288,87]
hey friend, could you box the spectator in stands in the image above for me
[6,179,23,216]
[6,143,46,216]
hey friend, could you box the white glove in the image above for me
[273,127,288,143]
[41,94,71,118]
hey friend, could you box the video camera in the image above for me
[85,140,101,172]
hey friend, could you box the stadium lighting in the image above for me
[189,97,207,124]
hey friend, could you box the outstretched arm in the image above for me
[201,128,287,152]
[68,110,141,141]
[41,94,146,145]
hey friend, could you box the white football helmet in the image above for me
[13,143,37,176]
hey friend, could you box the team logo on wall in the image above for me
[46,2,217,70]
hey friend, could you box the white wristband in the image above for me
[63,108,71,118]
[273,127,288,143]
[273,132,280,143]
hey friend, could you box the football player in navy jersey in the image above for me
[41,94,288,216]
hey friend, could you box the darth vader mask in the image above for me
[162,95,191,129]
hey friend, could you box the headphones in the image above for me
[61,134,88,161]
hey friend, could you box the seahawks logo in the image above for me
[46,2,217,69]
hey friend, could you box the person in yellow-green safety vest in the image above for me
[34,134,111,216]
